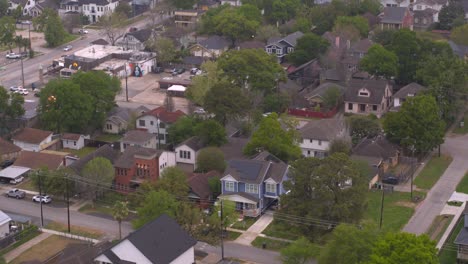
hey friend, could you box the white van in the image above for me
[10,176,24,184]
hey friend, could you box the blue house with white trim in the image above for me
[219,151,288,217]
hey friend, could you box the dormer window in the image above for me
[358,88,370,97]
[407,93,415,97]
[359,92,369,96]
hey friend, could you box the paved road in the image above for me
[404,134,468,234]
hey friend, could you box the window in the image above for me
[158,134,165,140]
[179,150,191,159]
[359,92,369,96]
[246,183,258,194]
[415,18,419,23]
[159,122,166,128]
[150,121,154,125]
[225,181,235,192]
[73,141,76,146]
[423,18,427,24]
[139,119,145,127]
[266,48,272,53]
[307,150,311,155]
[318,140,322,146]
[266,183,276,194]
[348,103,353,110]
[372,105,378,111]
[276,49,281,55]
[287,47,294,53]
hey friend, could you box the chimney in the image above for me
[335,36,340,48]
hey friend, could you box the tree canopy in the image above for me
[196,147,226,173]
[281,237,318,264]
[437,1,465,30]
[133,190,180,229]
[81,157,115,207]
[0,0,8,17]
[387,29,421,84]
[0,88,24,135]
[145,37,177,64]
[349,115,380,144]
[360,44,398,79]
[194,119,227,147]
[383,94,445,153]
[451,24,468,46]
[334,16,369,38]
[155,167,190,198]
[186,61,224,106]
[44,10,67,47]
[287,33,329,66]
[0,16,16,52]
[244,113,301,162]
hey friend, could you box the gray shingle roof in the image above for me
[198,35,230,50]
[121,130,155,144]
[299,117,346,141]
[252,151,288,183]
[352,136,399,160]
[305,82,345,99]
[69,145,120,174]
[351,155,381,180]
[267,31,304,47]
[350,39,372,53]
[462,0,468,13]
[127,28,153,43]
[344,79,390,105]
[114,146,161,168]
[381,7,408,24]
[177,136,206,152]
[226,159,268,184]
[393,82,426,99]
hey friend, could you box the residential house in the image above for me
[94,214,197,264]
[219,151,289,217]
[17,0,58,17]
[303,82,346,110]
[187,171,220,208]
[120,130,157,152]
[380,0,413,7]
[116,28,153,51]
[391,82,427,111]
[298,117,349,158]
[82,0,118,23]
[413,9,437,30]
[103,106,149,135]
[344,79,393,118]
[13,151,64,170]
[68,144,120,175]
[455,204,468,262]
[352,136,400,173]
[62,133,88,150]
[463,0,468,19]
[449,41,468,61]
[175,136,205,172]
[8,0,26,14]
[265,31,304,62]
[135,106,185,145]
[379,7,414,30]
[114,146,175,192]
[287,58,322,88]
[322,32,351,69]
[0,138,21,163]
[351,155,382,189]
[197,0,218,10]
[189,35,230,58]
[174,10,202,28]
[12,128,53,152]
[413,0,448,21]
[341,39,372,74]
[221,0,241,6]
[0,210,11,238]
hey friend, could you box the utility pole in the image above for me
[66,175,71,233]
[410,146,415,201]
[17,38,25,87]
[38,172,44,227]
[220,200,224,260]
[379,182,385,230]
[28,23,31,49]
[125,62,129,102]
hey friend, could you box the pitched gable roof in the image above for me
[139,106,185,124]
[114,146,161,168]
[381,7,409,24]
[268,31,304,47]
[127,28,153,43]
[98,214,196,263]
[13,151,64,170]
[299,117,346,141]
[121,130,155,144]
[177,136,206,152]
[0,137,21,156]
[12,128,52,144]
[62,133,82,141]
[393,82,426,99]
[352,136,399,160]
[350,39,372,53]
[225,159,270,184]
[187,170,220,199]
[198,35,230,50]
[69,145,120,174]
[305,82,345,99]
[252,151,288,183]
[344,79,390,105]
[90,38,110,45]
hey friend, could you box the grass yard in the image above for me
[439,217,464,264]
[426,214,454,242]
[45,221,104,239]
[364,190,425,232]
[413,155,452,190]
[251,237,292,252]
[95,133,123,142]
[262,220,302,241]
[226,231,242,240]
[10,235,77,264]
[456,173,468,194]
[79,203,114,217]
[16,179,38,192]
[65,147,97,158]
[453,113,468,134]
[231,217,258,230]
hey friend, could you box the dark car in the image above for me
[152,66,163,73]
[0,160,14,169]
[171,68,185,76]
[382,176,399,185]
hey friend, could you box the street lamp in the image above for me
[124,62,129,102]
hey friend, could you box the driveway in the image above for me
[403,134,468,234]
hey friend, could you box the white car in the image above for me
[63,45,73,51]
[79,29,89,34]
[15,88,29,95]
[6,53,21,59]
[32,195,52,204]
[9,85,22,92]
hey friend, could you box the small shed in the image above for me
[0,210,12,238]
[0,166,30,184]
[167,85,187,97]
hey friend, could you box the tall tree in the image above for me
[30,168,71,196]
[319,224,379,264]
[133,190,180,229]
[186,61,224,106]
[167,116,200,145]
[145,37,177,64]
[450,24,468,46]
[255,25,281,44]
[194,119,227,147]
[196,147,226,173]
[328,139,351,155]
[287,33,329,66]
[349,115,380,144]
[204,81,251,125]
[0,88,24,135]
[0,16,16,52]
[112,201,129,239]
[281,153,368,237]
[214,8,259,46]
[268,0,300,23]
[81,157,115,207]
[0,0,9,17]
[244,113,301,161]
[383,95,445,153]
[388,29,421,84]
[368,232,438,264]
[334,16,369,38]
[100,12,126,45]
[281,237,318,264]
[44,11,67,47]
[155,167,190,198]
[114,2,132,18]
[360,44,398,79]
[437,1,464,30]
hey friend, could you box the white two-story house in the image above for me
[391,82,427,111]
[12,128,53,152]
[61,0,118,23]
[135,106,185,145]
[265,31,304,63]
[120,130,157,152]
[174,136,205,172]
[413,0,448,21]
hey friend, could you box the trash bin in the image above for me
[461,121,465,128]
[31,83,35,91]
[262,242,266,249]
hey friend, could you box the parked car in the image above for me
[6,189,26,199]
[190,68,202,75]
[0,160,14,169]
[14,88,29,95]
[382,176,399,185]
[10,176,24,184]
[32,195,52,204]
[171,68,185,76]
[129,27,138,32]
[6,53,21,59]
[63,45,73,51]
[21,20,32,25]
[9,85,22,92]
[78,29,88,34]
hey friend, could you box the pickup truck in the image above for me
[6,189,26,199]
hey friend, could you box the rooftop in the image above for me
[121,130,156,144]
[73,45,130,60]
[0,137,21,156]
[12,128,52,144]
[381,7,409,24]
[13,151,64,170]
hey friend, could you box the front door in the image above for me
[359,104,366,112]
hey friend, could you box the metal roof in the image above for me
[0,166,30,179]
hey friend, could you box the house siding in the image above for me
[175,145,197,168]
[300,139,330,157]
[13,134,52,152]
[136,116,170,144]
[115,155,160,193]
[62,137,85,150]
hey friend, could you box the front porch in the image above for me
[220,193,262,217]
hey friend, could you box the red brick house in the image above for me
[114,146,176,192]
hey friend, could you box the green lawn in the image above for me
[45,221,104,239]
[456,173,468,194]
[79,203,114,217]
[64,147,97,158]
[10,235,77,264]
[231,217,258,231]
[95,133,123,142]
[251,237,292,252]
[364,190,425,232]
[439,217,463,264]
[413,155,453,190]
[226,231,242,241]
[453,113,468,134]
[426,214,454,242]
[16,179,38,192]
[262,220,302,240]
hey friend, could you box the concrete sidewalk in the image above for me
[4,232,52,263]
[234,213,274,246]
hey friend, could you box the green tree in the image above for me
[437,1,464,30]
[372,29,395,46]
[450,24,468,46]
[0,0,8,17]
[114,2,132,18]
[329,138,351,155]
[319,224,379,264]
[208,177,221,196]
[38,79,93,133]
[217,49,286,94]
[255,24,281,44]
[133,190,179,229]
[238,4,262,23]
[11,6,23,21]
[204,81,251,125]
[384,95,445,153]
[167,116,200,145]
[112,201,129,239]
[388,29,421,84]
[262,92,291,113]
[169,0,196,9]
[268,0,300,23]
[305,1,347,35]
[44,11,67,47]
[145,37,177,64]
[198,4,231,34]
[186,61,224,106]
[244,113,301,161]
[287,33,329,66]
[367,232,438,264]
[0,88,24,135]
[30,168,70,196]
[349,115,380,144]
[322,85,342,109]
[360,44,398,79]
[155,167,189,198]
[196,147,226,173]
[32,8,55,32]
[100,12,126,45]
[281,237,318,264]
[195,119,227,147]
[81,157,115,207]
[0,16,16,52]
[281,153,368,237]
[334,16,369,38]
[214,8,259,46]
